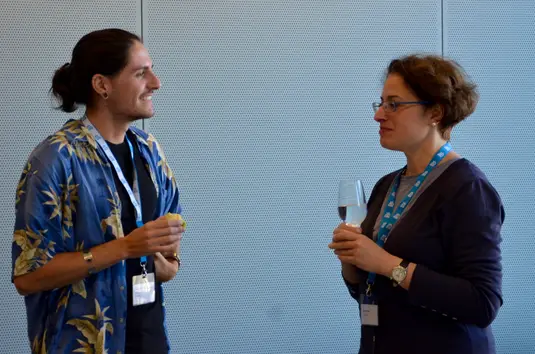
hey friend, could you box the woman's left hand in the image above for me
[328,223,399,276]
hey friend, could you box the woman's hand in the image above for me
[328,223,400,277]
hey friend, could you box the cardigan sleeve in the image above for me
[408,177,504,328]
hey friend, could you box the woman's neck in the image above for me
[403,137,457,177]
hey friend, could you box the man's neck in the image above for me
[85,108,130,144]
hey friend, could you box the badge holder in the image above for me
[132,221,156,307]
[360,282,379,327]
[132,258,156,306]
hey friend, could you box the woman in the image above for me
[12,29,183,354]
[329,55,504,354]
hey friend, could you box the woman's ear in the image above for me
[429,104,444,126]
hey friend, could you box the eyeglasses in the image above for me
[372,101,431,113]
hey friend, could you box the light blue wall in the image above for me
[1,1,533,353]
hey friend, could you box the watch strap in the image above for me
[399,259,410,269]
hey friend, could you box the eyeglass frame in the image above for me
[372,100,432,113]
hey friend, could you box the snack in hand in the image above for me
[165,213,187,228]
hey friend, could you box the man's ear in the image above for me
[91,74,111,99]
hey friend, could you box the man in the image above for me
[12,28,184,353]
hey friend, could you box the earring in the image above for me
[102,92,109,100]
[432,122,437,127]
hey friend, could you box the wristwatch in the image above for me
[391,259,410,286]
[82,250,97,275]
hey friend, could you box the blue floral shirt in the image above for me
[12,119,181,354]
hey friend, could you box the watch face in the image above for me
[392,267,407,282]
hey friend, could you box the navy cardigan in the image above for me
[345,159,504,354]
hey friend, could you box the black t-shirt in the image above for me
[107,132,168,354]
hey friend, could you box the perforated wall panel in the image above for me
[143,1,440,352]
[444,1,535,353]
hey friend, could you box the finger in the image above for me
[332,231,359,242]
[338,223,362,233]
[337,255,354,264]
[151,235,181,253]
[147,226,182,239]
[333,249,354,256]
[333,223,346,233]
[149,234,181,247]
[333,224,362,235]
[148,218,183,229]
[328,241,356,250]
[157,235,181,250]
[333,222,360,232]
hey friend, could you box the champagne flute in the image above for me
[338,179,367,227]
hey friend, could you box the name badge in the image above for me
[360,294,379,326]
[132,272,156,306]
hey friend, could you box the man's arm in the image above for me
[14,219,182,296]
[14,238,126,296]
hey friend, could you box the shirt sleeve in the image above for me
[343,273,363,302]
[149,135,182,216]
[408,177,504,327]
[162,158,181,216]
[12,142,70,279]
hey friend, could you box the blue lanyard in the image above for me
[366,142,452,292]
[82,117,147,265]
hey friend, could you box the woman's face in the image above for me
[374,74,437,153]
